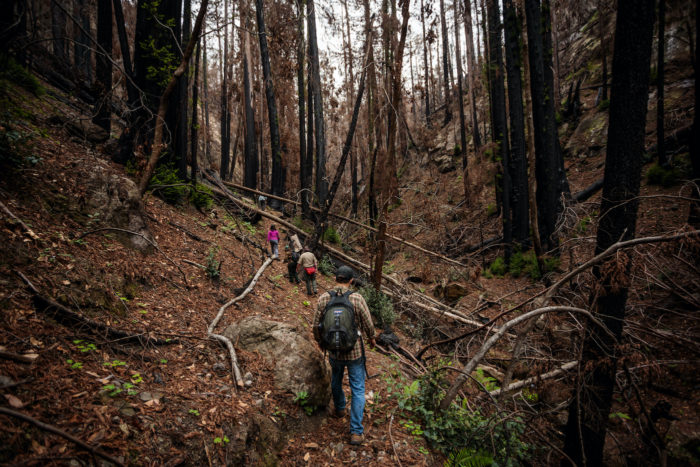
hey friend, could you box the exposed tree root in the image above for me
[207,257,273,389]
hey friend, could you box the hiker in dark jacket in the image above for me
[313,266,376,446]
[284,246,300,283]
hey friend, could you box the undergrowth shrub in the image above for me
[205,246,220,280]
[322,226,341,244]
[646,163,679,187]
[358,285,395,327]
[385,364,531,464]
[0,55,44,96]
[318,254,336,276]
[149,163,187,204]
[485,251,559,281]
[190,183,213,210]
[148,164,213,209]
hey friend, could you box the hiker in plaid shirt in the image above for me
[313,266,376,445]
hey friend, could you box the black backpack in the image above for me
[318,290,358,352]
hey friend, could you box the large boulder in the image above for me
[82,163,152,251]
[224,316,331,407]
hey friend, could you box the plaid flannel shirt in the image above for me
[313,286,376,361]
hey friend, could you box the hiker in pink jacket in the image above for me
[266,225,280,259]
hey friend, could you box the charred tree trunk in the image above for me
[366,0,378,226]
[202,34,211,164]
[306,60,315,212]
[255,0,284,206]
[463,0,482,150]
[503,0,529,246]
[220,0,231,181]
[308,0,327,207]
[73,0,92,85]
[421,0,431,121]
[440,0,453,124]
[297,0,310,217]
[190,38,201,181]
[94,0,113,133]
[524,0,568,252]
[241,1,258,190]
[657,0,667,167]
[563,1,655,464]
[177,0,192,181]
[454,0,469,201]
[486,0,512,257]
[689,0,700,227]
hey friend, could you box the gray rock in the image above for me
[431,154,456,173]
[224,317,331,407]
[213,362,226,372]
[83,163,152,251]
[349,451,357,459]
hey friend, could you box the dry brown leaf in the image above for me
[304,442,319,449]
[303,452,310,461]
[4,393,24,408]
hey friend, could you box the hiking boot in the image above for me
[349,434,364,445]
[331,408,346,419]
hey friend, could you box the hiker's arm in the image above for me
[357,299,376,344]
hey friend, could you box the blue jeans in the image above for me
[330,357,365,435]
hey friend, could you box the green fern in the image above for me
[445,448,495,467]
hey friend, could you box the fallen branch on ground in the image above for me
[417,230,700,359]
[169,221,205,242]
[17,272,177,346]
[439,306,613,410]
[207,257,273,389]
[0,407,124,466]
[489,361,578,397]
[0,200,40,240]
[0,350,38,364]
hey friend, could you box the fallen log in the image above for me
[573,178,604,203]
[17,272,177,346]
[207,257,273,389]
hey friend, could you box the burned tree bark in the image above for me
[562,1,655,463]
[94,0,113,133]
[503,0,529,246]
[255,0,284,206]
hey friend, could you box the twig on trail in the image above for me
[169,220,205,241]
[417,230,700,359]
[183,259,206,270]
[0,350,37,364]
[207,257,274,389]
[0,377,33,390]
[16,271,177,346]
[389,411,403,467]
[0,200,40,240]
[78,227,189,286]
[0,407,124,466]
[439,306,613,411]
